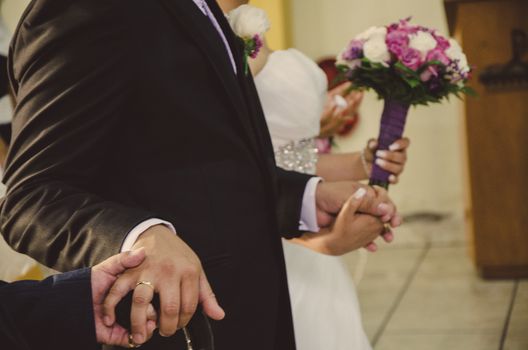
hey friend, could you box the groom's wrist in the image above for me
[121,219,176,252]
[299,177,323,232]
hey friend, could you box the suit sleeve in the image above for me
[275,167,314,239]
[0,1,156,271]
[0,269,99,350]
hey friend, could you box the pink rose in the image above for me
[426,48,450,66]
[400,47,422,70]
[432,32,450,50]
[392,18,419,35]
[386,30,409,58]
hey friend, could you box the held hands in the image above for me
[101,226,225,347]
[91,249,156,347]
[302,181,402,255]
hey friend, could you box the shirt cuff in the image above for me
[299,177,323,232]
[121,218,176,252]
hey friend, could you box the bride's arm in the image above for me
[316,152,367,182]
[316,138,411,184]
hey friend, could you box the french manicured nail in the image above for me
[334,94,348,110]
[375,159,386,167]
[378,203,390,215]
[389,175,397,182]
[389,143,400,151]
[376,150,388,158]
[353,188,367,199]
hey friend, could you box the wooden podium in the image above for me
[445,0,528,278]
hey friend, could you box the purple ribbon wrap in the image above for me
[369,99,410,189]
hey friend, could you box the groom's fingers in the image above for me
[199,272,225,321]
[159,282,181,337]
[178,270,200,329]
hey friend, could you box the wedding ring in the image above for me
[128,334,141,348]
[383,223,392,233]
[136,281,155,291]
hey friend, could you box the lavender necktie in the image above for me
[193,0,238,73]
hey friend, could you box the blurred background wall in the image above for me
[1,0,27,32]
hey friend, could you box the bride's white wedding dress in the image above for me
[254,48,372,350]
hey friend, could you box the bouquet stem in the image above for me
[369,99,410,190]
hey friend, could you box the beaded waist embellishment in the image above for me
[274,138,319,175]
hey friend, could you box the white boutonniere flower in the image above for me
[227,4,271,74]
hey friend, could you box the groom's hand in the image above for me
[102,226,225,346]
[299,188,384,255]
[315,181,401,227]
[314,181,402,251]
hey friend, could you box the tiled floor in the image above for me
[343,213,528,350]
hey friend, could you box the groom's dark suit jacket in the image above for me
[0,269,99,350]
[0,0,311,349]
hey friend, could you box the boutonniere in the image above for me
[227,4,270,75]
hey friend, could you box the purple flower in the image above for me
[428,76,443,93]
[400,47,422,70]
[386,30,410,58]
[342,40,364,60]
[250,34,263,58]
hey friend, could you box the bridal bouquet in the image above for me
[336,18,474,188]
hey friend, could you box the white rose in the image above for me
[409,31,437,58]
[363,37,390,65]
[446,39,470,73]
[228,4,270,39]
[355,26,387,41]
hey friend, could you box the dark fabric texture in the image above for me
[0,54,8,98]
[0,268,99,350]
[0,0,313,349]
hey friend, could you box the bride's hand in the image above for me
[363,138,410,184]
[319,83,363,138]
[308,181,401,255]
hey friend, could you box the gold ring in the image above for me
[128,334,141,348]
[135,281,155,291]
[383,223,392,233]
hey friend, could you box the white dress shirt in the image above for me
[121,1,321,251]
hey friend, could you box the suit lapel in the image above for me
[157,0,260,156]
[204,0,246,73]
[205,0,277,181]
